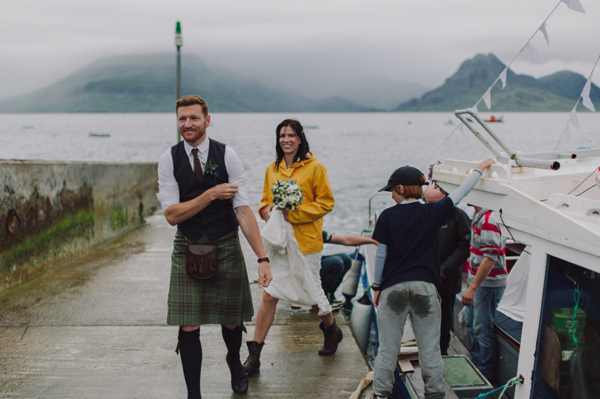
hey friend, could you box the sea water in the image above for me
[1,112,599,243]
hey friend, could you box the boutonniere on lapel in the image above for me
[203,160,220,178]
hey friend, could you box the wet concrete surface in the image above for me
[0,213,371,398]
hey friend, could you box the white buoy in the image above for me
[342,250,363,300]
[350,293,373,354]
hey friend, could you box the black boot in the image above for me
[177,328,202,399]
[318,320,343,356]
[242,341,264,376]
[222,326,248,395]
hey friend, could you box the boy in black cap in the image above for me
[370,159,495,399]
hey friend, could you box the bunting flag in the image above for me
[500,68,508,89]
[581,79,596,112]
[426,0,590,170]
[483,89,492,110]
[539,22,550,46]
[554,53,600,150]
[522,43,545,63]
[562,0,585,14]
[569,107,580,129]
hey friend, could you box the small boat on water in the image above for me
[347,109,600,399]
[484,115,503,123]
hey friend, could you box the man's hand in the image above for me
[259,205,273,221]
[210,183,238,200]
[165,184,236,226]
[476,158,496,172]
[462,257,495,306]
[374,290,381,308]
[258,262,273,288]
[461,286,476,306]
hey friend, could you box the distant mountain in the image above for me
[394,53,600,112]
[309,76,430,110]
[2,52,596,113]
[0,54,373,113]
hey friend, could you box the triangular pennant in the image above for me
[562,0,585,14]
[522,43,545,63]
[483,89,492,110]
[569,107,580,129]
[500,69,507,89]
[539,22,550,46]
[444,137,454,157]
[581,79,596,112]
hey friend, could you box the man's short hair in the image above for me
[176,95,208,116]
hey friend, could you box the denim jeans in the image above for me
[319,253,352,296]
[373,281,445,399]
[465,285,505,379]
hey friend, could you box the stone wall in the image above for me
[0,160,160,292]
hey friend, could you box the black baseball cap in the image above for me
[379,166,428,192]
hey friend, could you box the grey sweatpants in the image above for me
[373,281,445,399]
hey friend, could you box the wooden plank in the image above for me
[405,363,459,399]
[398,360,414,373]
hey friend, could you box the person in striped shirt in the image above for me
[461,206,507,382]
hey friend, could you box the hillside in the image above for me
[0,54,372,113]
[394,53,600,112]
[1,52,597,113]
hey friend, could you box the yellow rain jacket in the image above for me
[259,153,334,254]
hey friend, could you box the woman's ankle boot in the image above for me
[318,320,343,356]
[242,341,264,376]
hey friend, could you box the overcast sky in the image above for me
[2,0,600,101]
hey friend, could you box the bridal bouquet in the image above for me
[272,179,304,211]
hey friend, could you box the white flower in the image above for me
[272,179,304,211]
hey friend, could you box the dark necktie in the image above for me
[191,148,204,184]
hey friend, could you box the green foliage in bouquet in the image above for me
[272,179,304,211]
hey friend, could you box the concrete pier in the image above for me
[0,213,371,399]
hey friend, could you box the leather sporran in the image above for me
[186,244,218,280]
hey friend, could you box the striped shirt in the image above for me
[468,209,507,288]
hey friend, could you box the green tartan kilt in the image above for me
[167,229,254,326]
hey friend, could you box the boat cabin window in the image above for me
[531,255,600,399]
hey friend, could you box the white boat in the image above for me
[434,109,600,399]
[351,109,600,399]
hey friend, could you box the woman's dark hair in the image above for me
[274,119,310,170]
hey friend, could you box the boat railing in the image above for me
[368,192,390,228]
[455,109,561,171]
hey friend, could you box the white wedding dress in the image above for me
[261,210,331,315]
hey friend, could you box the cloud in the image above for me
[1,0,599,101]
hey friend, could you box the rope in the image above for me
[575,184,597,197]
[475,376,522,399]
[572,288,581,347]
[567,167,597,195]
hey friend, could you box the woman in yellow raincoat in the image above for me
[243,119,342,376]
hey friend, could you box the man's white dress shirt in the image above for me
[156,138,249,212]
